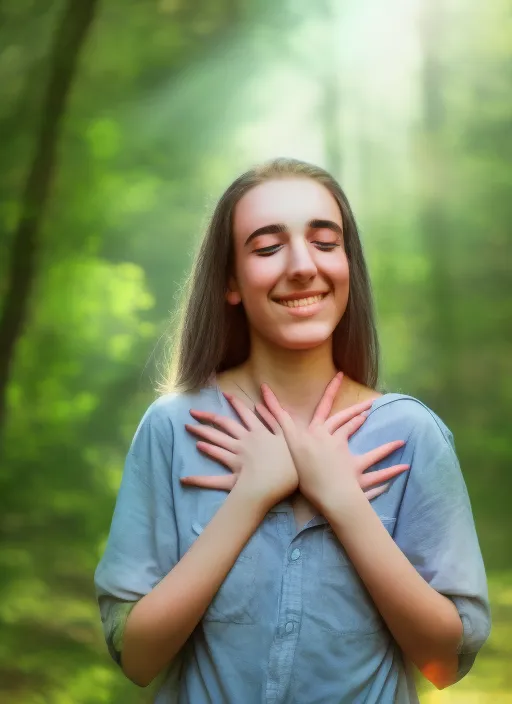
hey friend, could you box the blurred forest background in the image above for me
[0,0,510,702]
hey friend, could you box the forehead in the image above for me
[233,178,342,236]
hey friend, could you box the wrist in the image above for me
[231,477,276,518]
[314,481,364,523]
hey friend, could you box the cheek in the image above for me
[325,253,350,287]
[238,258,280,293]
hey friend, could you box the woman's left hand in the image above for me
[261,373,410,511]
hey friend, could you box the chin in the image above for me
[271,325,336,351]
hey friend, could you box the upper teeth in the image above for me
[277,294,326,307]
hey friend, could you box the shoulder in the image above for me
[131,386,221,450]
[367,392,455,453]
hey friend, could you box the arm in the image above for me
[123,482,267,687]
[322,488,463,689]
[96,393,297,688]
[259,378,490,691]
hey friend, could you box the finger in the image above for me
[360,464,410,489]
[355,440,406,472]
[185,423,238,452]
[189,409,243,439]
[335,413,367,439]
[325,398,375,434]
[223,392,263,431]
[260,384,293,430]
[255,403,281,434]
[196,441,237,469]
[364,483,389,501]
[310,372,344,426]
[180,474,235,490]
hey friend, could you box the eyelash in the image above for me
[254,242,341,257]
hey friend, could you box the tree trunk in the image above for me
[319,0,343,178]
[418,0,456,412]
[321,68,343,178]
[0,0,99,438]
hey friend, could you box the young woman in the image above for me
[95,158,491,703]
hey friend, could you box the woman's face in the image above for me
[229,177,350,350]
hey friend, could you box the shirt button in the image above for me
[285,621,294,634]
[290,548,301,561]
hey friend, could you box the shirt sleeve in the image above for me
[393,412,491,683]
[94,400,181,671]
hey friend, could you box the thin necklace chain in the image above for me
[233,382,257,409]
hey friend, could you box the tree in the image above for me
[0,0,99,438]
[416,0,458,412]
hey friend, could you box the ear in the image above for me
[226,290,241,305]
[225,276,241,305]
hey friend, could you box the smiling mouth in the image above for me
[274,293,328,308]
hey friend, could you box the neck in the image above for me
[236,336,340,426]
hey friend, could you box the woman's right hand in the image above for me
[181,392,298,510]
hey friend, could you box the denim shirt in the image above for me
[94,388,491,703]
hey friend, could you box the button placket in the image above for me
[265,539,304,703]
[276,512,292,539]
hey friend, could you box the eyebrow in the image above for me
[244,219,343,246]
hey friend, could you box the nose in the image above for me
[287,241,317,282]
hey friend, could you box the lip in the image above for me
[272,292,330,317]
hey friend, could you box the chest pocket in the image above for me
[314,517,396,635]
[189,501,261,625]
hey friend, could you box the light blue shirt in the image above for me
[95,387,491,703]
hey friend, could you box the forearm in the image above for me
[322,488,463,689]
[123,483,268,687]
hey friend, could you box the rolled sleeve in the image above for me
[94,400,180,669]
[450,595,491,681]
[394,418,491,683]
[99,598,136,665]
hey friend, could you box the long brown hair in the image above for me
[161,158,380,393]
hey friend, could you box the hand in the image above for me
[261,373,410,510]
[181,392,298,510]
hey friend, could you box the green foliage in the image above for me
[0,0,510,701]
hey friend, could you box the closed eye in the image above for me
[254,242,341,257]
[254,245,281,256]
[314,242,340,251]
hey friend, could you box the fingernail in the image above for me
[362,411,370,417]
